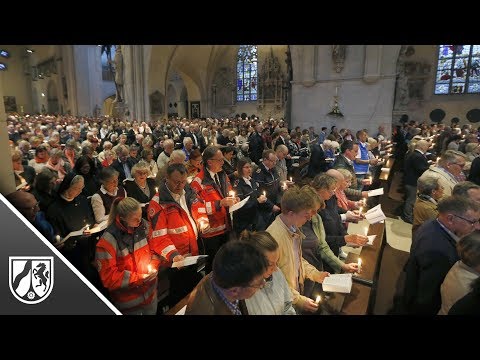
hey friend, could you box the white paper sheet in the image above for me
[88,220,108,234]
[367,235,376,245]
[171,255,208,268]
[175,305,187,315]
[368,188,384,197]
[364,204,386,224]
[229,196,250,213]
[322,274,352,293]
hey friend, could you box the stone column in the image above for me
[122,45,150,121]
[0,72,16,195]
[364,45,383,83]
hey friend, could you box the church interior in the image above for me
[1,45,480,315]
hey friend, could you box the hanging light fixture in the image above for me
[327,86,344,118]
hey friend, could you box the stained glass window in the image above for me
[236,45,258,102]
[435,45,480,94]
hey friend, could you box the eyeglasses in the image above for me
[246,278,267,289]
[450,162,466,168]
[451,213,480,227]
[20,202,39,211]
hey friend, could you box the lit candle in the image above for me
[147,264,153,273]
[55,235,61,243]
[358,258,362,273]
[199,219,208,232]
[315,295,321,305]
[263,191,266,197]
[85,224,90,231]
[155,187,158,194]
[335,86,338,96]
[290,177,292,182]
[436,157,440,162]
[359,206,363,214]
[229,190,235,198]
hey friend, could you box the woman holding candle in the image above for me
[95,197,161,315]
[300,185,359,296]
[232,158,268,236]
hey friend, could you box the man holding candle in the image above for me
[191,146,239,274]
[253,149,282,230]
[148,163,209,307]
[267,188,330,313]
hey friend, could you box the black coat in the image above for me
[232,177,262,234]
[318,195,346,257]
[307,144,329,178]
[403,219,459,315]
[403,150,429,187]
[123,177,156,218]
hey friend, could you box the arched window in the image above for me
[435,45,480,94]
[236,45,258,102]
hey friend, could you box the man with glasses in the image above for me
[6,190,59,248]
[253,149,282,230]
[191,146,239,274]
[401,195,480,314]
[148,163,209,308]
[419,150,467,198]
[186,241,268,315]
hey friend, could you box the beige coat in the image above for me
[267,215,323,309]
[412,197,438,236]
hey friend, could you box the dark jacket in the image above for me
[318,195,346,257]
[403,219,459,315]
[186,274,248,315]
[307,144,329,178]
[403,150,429,186]
[232,177,262,234]
[111,158,136,183]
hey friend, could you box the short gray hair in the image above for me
[417,174,440,196]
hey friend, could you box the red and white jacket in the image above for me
[190,168,232,238]
[95,217,161,313]
[148,182,209,262]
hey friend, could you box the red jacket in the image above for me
[95,217,160,314]
[148,182,209,262]
[190,168,232,238]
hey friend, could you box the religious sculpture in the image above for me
[332,45,346,73]
[113,45,124,102]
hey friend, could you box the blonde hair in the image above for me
[281,186,315,214]
[108,197,141,226]
[131,160,151,177]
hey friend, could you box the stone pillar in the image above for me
[123,45,150,122]
[302,45,316,86]
[364,45,383,83]
[0,72,16,195]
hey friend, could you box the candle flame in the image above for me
[229,190,235,197]
[358,258,362,267]
[155,187,159,193]
[263,191,266,197]
[315,295,321,304]
[148,264,153,273]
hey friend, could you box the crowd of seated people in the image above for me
[5,112,480,315]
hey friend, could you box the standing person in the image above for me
[402,140,430,224]
[402,196,480,314]
[148,163,209,307]
[95,197,160,315]
[439,230,480,315]
[190,146,238,274]
[186,241,268,315]
[232,158,268,235]
[90,167,126,224]
[253,149,282,230]
[266,187,330,313]
[242,231,296,315]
